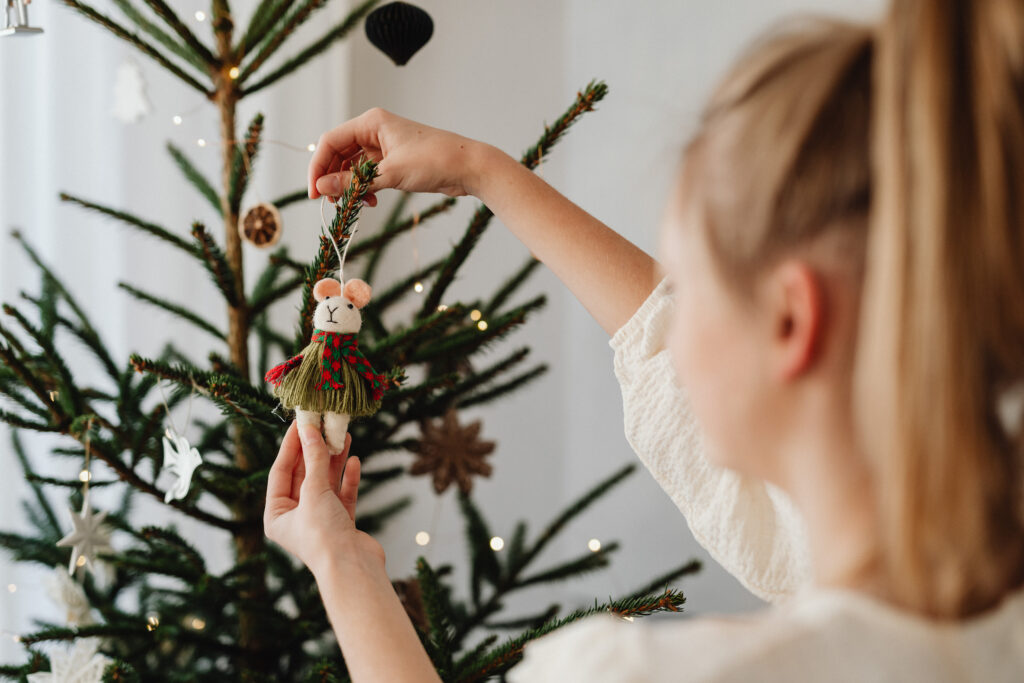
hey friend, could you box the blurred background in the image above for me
[0,0,883,663]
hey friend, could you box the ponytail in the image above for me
[855,0,1024,617]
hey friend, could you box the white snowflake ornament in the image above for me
[111,58,151,124]
[162,429,202,503]
[26,637,111,683]
[56,500,113,577]
[45,565,93,626]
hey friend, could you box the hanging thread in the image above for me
[321,194,359,282]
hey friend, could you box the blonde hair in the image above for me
[683,0,1024,618]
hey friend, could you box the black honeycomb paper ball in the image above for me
[364,1,434,66]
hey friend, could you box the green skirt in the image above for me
[272,341,382,417]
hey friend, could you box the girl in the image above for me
[263,0,1024,680]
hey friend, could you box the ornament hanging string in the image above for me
[155,380,196,441]
[80,416,95,509]
[321,194,359,282]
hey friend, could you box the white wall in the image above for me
[0,0,884,665]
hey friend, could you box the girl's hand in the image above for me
[264,421,385,578]
[308,107,489,206]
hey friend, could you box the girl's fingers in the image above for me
[339,453,360,521]
[290,456,305,501]
[267,422,301,502]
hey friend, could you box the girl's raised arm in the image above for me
[308,107,661,337]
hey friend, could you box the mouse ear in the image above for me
[343,278,372,309]
[313,278,342,302]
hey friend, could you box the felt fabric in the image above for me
[264,330,385,417]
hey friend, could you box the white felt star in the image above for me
[162,429,202,503]
[45,565,93,626]
[56,501,112,577]
[27,638,111,683]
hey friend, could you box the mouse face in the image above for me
[313,277,372,335]
[314,294,361,333]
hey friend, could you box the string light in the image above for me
[228,66,240,80]
[78,470,91,483]
[172,115,182,125]
[6,584,15,593]
[489,536,504,551]
[196,138,207,148]
[194,10,206,21]
[76,556,87,568]
[477,321,488,331]
[588,538,601,552]
[307,143,316,152]
[190,617,206,630]
[437,304,448,312]
[48,390,59,402]
[414,282,424,293]
[621,615,635,622]
[415,531,430,546]
[146,614,160,631]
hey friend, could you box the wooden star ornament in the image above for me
[56,499,112,577]
[409,407,495,494]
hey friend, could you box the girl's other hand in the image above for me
[264,421,385,577]
[308,107,489,206]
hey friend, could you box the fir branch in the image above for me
[455,363,547,410]
[56,194,196,256]
[26,474,118,489]
[484,257,542,317]
[456,492,501,606]
[270,187,308,210]
[419,80,609,318]
[110,0,209,72]
[516,463,636,573]
[621,559,702,602]
[166,142,223,216]
[238,0,334,84]
[515,542,620,589]
[370,304,467,360]
[363,255,446,319]
[0,405,56,432]
[118,282,226,340]
[137,0,218,65]
[481,604,559,631]
[236,0,294,61]
[348,196,458,259]
[296,157,378,347]
[241,0,378,95]
[0,335,63,426]
[415,556,457,677]
[57,1,211,95]
[407,295,546,365]
[191,222,241,307]
[426,348,530,410]
[0,300,81,410]
[249,274,303,317]
[11,431,62,537]
[228,113,264,213]
[361,191,412,284]
[380,371,459,408]
[455,588,686,683]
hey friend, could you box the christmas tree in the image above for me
[0,1,700,680]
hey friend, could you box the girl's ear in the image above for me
[343,279,372,309]
[314,278,342,302]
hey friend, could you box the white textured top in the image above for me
[507,275,1024,682]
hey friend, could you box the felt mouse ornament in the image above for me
[264,276,387,454]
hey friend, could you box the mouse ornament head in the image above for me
[312,277,371,334]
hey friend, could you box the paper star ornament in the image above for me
[27,638,110,683]
[162,429,203,503]
[56,501,112,576]
[45,565,93,626]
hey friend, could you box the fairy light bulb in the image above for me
[437,304,448,312]
[76,556,87,568]
[470,309,482,321]
[489,536,504,551]
[414,281,424,293]
[477,321,488,331]
[588,538,601,552]
[228,66,240,79]
[146,614,160,631]
[621,615,635,622]
[307,143,316,152]
[190,617,206,630]
[79,470,91,483]
[172,115,182,125]
[6,584,15,593]
[196,138,207,148]
[415,531,430,546]
[194,10,206,21]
